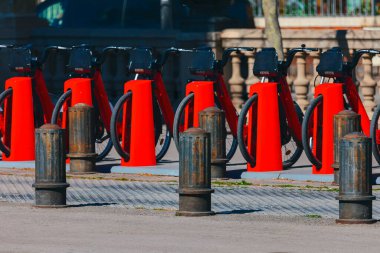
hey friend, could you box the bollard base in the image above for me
[336,218,377,224]
[68,153,97,174]
[332,163,339,185]
[177,188,214,216]
[211,163,226,179]
[176,210,215,217]
[336,196,376,224]
[33,183,69,208]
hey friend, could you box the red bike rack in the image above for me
[60,78,93,130]
[246,82,283,172]
[311,83,345,174]
[119,80,156,166]
[1,78,35,161]
[184,81,215,128]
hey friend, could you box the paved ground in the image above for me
[0,174,369,218]
[1,145,380,252]
[0,201,379,253]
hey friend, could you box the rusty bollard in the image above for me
[332,110,361,184]
[336,132,376,224]
[67,103,97,173]
[199,107,227,178]
[33,124,69,207]
[176,128,215,216]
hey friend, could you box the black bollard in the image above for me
[176,128,214,216]
[33,124,69,207]
[332,110,361,184]
[336,132,376,224]
[67,103,97,173]
[199,107,227,178]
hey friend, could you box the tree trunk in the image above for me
[263,0,283,60]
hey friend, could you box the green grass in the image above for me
[212,180,252,187]
[305,214,322,219]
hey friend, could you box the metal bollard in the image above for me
[33,124,69,207]
[176,128,215,216]
[332,110,361,184]
[199,107,227,178]
[336,132,376,224]
[67,103,97,173]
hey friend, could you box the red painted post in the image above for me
[246,82,282,172]
[184,81,215,129]
[120,80,156,166]
[312,83,345,174]
[2,77,35,161]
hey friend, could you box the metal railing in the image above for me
[251,0,377,17]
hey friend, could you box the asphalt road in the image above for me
[0,202,379,253]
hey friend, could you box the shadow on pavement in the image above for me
[216,209,262,215]
[68,203,118,208]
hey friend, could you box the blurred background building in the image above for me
[1,0,380,113]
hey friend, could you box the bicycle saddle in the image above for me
[316,47,344,78]
[189,49,216,76]
[253,48,279,77]
[128,48,154,75]
[9,48,33,73]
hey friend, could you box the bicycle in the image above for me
[51,45,119,161]
[173,47,254,161]
[0,45,68,159]
[237,46,318,170]
[110,47,179,162]
[302,47,380,172]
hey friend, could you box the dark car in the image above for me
[36,0,254,30]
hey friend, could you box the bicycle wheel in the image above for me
[281,101,304,169]
[110,92,132,161]
[302,95,323,168]
[110,92,169,161]
[238,95,303,169]
[237,94,258,166]
[0,88,12,157]
[173,93,237,161]
[370,104,380,165]
[153,99,171,161]
[52,89,113,162]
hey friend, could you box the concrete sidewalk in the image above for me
[0,202,379,253]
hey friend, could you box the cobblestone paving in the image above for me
[0,175,379,218]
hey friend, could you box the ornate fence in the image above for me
[221,29,380,117]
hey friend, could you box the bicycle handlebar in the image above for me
[156,47,193,68]
[284,44,319,69]
[220,47,255,67]
[97,46,133,65]
[349,49,380,70]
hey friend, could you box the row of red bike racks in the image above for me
[2,44,380,177]
[302,48,380,174]
[0,46,64,161]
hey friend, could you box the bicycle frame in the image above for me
[152,71,175,134]
[343,76,371,136]
[60,69,112,132]
[183,73,238,136]
[34,68,55,124]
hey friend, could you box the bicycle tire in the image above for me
[371,104,380,165]
[301,95,323,168]
[110,91,132,161]
[173,93,237,161]
[282,102,304,169]
[51,90,72,124]
[237,94,258,167]
[173,93,194,151]
[0,88,12,157]
[52,89,113,162]
[155,126,171,161]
